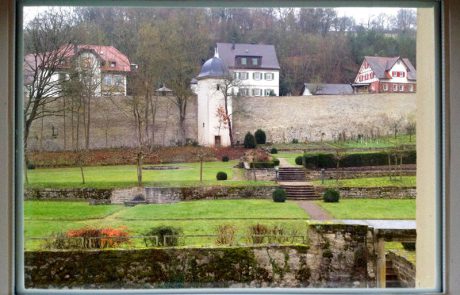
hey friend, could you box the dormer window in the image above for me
[110,61,116,68]
[236,56,261,67]
[252,58,258,66]
[241,57,247,65]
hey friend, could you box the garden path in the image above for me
[277,157,294,168]
[296,200,332,220]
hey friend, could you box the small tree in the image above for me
[254,129,267,144]
[244,132,256,149]
[406,121,416,142]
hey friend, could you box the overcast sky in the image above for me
[23,6,413,26]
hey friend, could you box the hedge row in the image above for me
[250,159,280,168]
[302,150,416,169]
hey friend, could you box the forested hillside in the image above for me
[24,7,416,96]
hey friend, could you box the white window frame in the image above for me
[252,88,261,96]
[253,72,262,80]
[383,83,388,91]
[251,57,258,66]
[399,84,405,91]
[241,57,247,65]
[264,73,274,80]
[393,84,398,91]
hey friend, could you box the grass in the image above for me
[386,242,416,264]
[26,160,275,189]
[316,199,415,220]
[326,134,416,149]
[313,176,416,187]
[24,199,309,250]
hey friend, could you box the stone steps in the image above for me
[278,167,306,181]
[386,260,403,288]
[280,184,319,200]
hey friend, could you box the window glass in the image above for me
[19,4,438,292]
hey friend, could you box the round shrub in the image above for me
[216,171,228,180]
[272,188,287,202]
[244,132,256,148]
[291,138,299,144]
[272,158,280,166]
[295,156,303,165]
[323,188,340,203]
[222,155,229,162]
[254,129,267,144]
[27,163,36,170]
[270,147,278,154]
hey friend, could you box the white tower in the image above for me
[196,50,232,147]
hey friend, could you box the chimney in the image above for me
[231,38,235,50]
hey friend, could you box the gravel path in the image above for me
[296,200,332,220]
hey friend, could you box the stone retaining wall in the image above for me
[244,168,277,181]
[109,186,278,204]
[386,251,416,288]
[24,224,370,289]
[315,186,416,199]
[306,169,416,181]
[25,188,112,200]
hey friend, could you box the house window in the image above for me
[113,75,123,86]
[238,88,249,96]
[253,72,262,80]
[103,75,112,86]
[241,57,247,65]
[110,61,116,67]
[216,84,220,91]
[410,84,415,92]
[399,84,405,91]
[393,84,398,91]
[264,73,274,80]
[383,83,388,91]
[264,89,273,96]
[252,58,258,66]
[238,72,248,80]
[252,88,261,96]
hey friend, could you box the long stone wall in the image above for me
[28,93,415,150]
[233,93,416,143]
[24,224,370,289]
[315,186,416,199]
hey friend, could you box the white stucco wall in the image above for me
[231,69,279,96]
[197,78,233,147]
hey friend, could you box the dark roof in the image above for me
[197,56,229,79]
[304,83,353,95]
[216,43,280,70]
[364,56,416,81]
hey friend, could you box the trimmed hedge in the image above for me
[302,150,416,169]
[250,159,279,168]
[244,132,256,148]
[270,148,278,154]
[222,155,229,162]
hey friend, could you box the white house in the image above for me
[352,56,417,93]
[216,42,280,96]
[24,44,131,97]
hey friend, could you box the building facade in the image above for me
[216,42,280,96]
[352,56,417,94]
[24,44,131,97]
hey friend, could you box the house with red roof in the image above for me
[24,44,131,96]
[352,56,416,94]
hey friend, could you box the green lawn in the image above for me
[26,161,275,189]
[326,134,416,149]
[313,176,416,187]
[276,152,302,166]
[316,199,415,220]
[25,199,309,250]
[386,242,416,264]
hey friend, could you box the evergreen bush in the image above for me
[270,147,278,154]
[254,129,267,144]
[295,156,303,165]
[216,171,228,180]
[272,188,287,202]
[323,189,340,203]
[143,226,182,247]
[244,132,256,148]
[222,155,229,162]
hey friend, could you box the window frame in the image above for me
[1,1,454,294]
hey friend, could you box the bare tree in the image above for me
[23,10,75,149]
